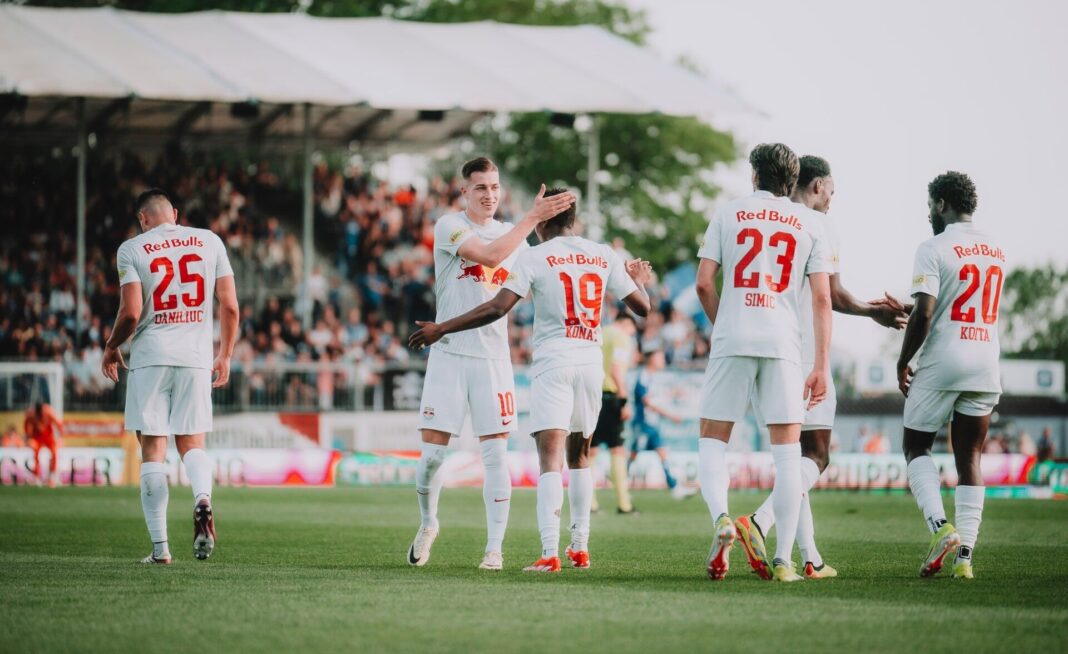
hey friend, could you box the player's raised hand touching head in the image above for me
[527,184,576,223]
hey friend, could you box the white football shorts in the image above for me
[700,356,806,425]
[903,386,1000,433]
[125,365,214,436]
[527,364,604,437]
[418,349,518,438]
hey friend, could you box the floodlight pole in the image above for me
[301,102,313,330]
[586,114,602,239]
[76,97,87,343]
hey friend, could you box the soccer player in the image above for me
[407,159,576,571]
[590,312,638,514]
[24,402,63,487]
[102,189,239,565]
[409,189,651,572]
[695,143,833,582]
[735,155,908,580]
[628,350,696,500]
[897,171,1003,579]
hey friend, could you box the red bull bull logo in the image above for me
[458,261,486,282]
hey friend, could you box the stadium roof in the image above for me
[0,5,750,144]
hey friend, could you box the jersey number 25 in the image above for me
[150,254,205,312]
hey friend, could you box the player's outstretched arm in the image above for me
[102,282,143,383]
[805,272,833,409]
[409,289,523,350]
[695,258,721,325]
[895,293,936,397]
[829,274,907,329]
[457,185,576,268]
[213,276,240,388]
[622,259,652,317]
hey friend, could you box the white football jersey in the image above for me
[909,222,1004,392]
[116,223,234,370]
[503,236,637,378]
[431,211,525,361]
[799,212,841,366]
[698,190,833,362]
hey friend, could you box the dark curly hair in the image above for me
[749,143,799,197]
[797,155,831,189]
[542,187,576,231]
[928,171,977,215]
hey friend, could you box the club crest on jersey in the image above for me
[457,259,510,289]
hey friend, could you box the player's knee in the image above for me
[479,438,507,469]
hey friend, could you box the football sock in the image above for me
[537,472,563,557]
[610,450,633,512]
[480,439,511,553]
[416,442,448,530]
[181,448,213,505]
[771,442,803,563]
[662,460,678,489]
[567,467,593,551]
[752,455,822,534]
[140,462,169,554]
[955,485,985,555]
[796,457,823,567]
[698,438,729,523]
[907,456,947,534]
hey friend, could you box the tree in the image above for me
[25,0,739,269]
[1001,263,1068,369]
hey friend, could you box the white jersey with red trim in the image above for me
[503,236,637,378]
[116,223,234,370]
[697,190,833,362]
[909,222,1004,392]
[800,212,841,365]
[431,210,525,361]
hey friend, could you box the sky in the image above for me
[628,0,1068,360]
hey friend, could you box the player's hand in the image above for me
[526,184,577,223]
[670,414,684,425]
[626,259,653,286]
[409,321,444,350]
[620,402,633,422]
[803,368,828,410]
[101,345,126,383]
[212,355,232,388]
[870,302,908,330]
[875,292,914,315]
[897,362,914,397]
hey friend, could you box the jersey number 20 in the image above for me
[150,254,205,312]
[951,264,1002,324]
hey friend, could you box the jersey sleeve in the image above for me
[804,220,835,276]
[116,242,141,287]
[910,241,941,297]
[605,248,639,299]
[824,216,842,274]
[434,213,476,258]
[696,209,723,263]
[502,248,534,299]
[214,233,235,279]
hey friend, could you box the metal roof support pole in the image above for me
[586,113,602,239]
[301,102,313,330]
[76,97,87,344]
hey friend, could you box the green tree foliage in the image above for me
[1001,263,1068,369]
[24,0,738,270]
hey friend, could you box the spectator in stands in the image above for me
[1037,427,1055,462]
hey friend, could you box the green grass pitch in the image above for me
[1,485,1066,653]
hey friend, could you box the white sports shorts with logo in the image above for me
[903,386,1000,433]
[802,362,837,431]
[125,366,213,436]
[418,349,518,438]
[700,356,805,425]
[528,365,604,437]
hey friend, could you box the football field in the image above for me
[1,486,1066,653]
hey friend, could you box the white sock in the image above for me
[567,468,593,551]
[480,439,511,553]
[796,457,823,567]
[753,455,822,535]
[181,448,213,505]
[955,485,985,558]
[416,442,448,530]
[907,456,947,534]
[140,462,169,557]
[537,472,563,558]
[771,442,803,563]
[752,492,775,536]
[698,438,730,524]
